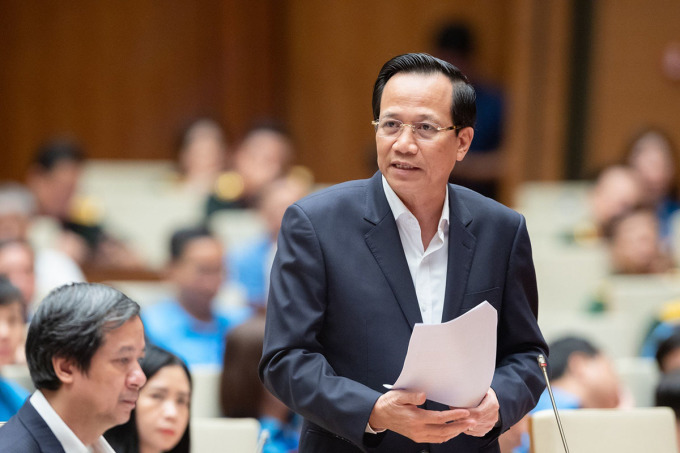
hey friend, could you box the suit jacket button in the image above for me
[419,450,429,453]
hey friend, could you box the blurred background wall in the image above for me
[1,0,679,205]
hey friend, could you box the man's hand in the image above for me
[455,388,500,437]
[368,390,474,444]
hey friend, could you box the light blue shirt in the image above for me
[142,298,252,368]
[0,376,29,422]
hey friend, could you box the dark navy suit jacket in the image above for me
[0,399,65,453]
[259,172,548,452]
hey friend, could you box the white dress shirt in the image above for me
[30,391,115,453]
[382,176,449,325]
[365,178,451,435]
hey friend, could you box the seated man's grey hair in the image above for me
[26,282,140,391]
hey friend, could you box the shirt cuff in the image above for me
[365,422,387,434]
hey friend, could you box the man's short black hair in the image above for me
[372,52,476,131]
[32,139,85,172]
[26,282,140,391]
[169,225,215,261]
[548,336,600,380]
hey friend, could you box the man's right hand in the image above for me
[368,390,475,444]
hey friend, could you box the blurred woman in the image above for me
[221,315,299,453]
[105,345,191,453]
[0,276,29,421]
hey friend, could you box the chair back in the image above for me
[530,407,678,453]
[190,417,260,453]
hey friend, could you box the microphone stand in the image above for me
[537,354,570,453]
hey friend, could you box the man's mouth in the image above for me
[393,163,417,170]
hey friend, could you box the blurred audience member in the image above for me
[0,277,29,421]
[0,183,84,303]
[654,328,680,373]
[626,128,679,246]
[0,240,35,311]
[515,336,622,453]
[228,174,312,310]
[570,165,643,244]
[499,415,527,453]
[606,208,672,275]
[26,138,145,271]
[221,315,299,453]
[655,370,680,449]
[434,21,504,199]
[175,118,230,196]
[106,344,191,453]
[143,226,250,367]
[206,121,293,216]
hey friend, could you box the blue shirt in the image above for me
[514,387,581,453]
[142,298,252,368]
[260,416,300,453]
[228,236,273,306]
[0,377,29,421]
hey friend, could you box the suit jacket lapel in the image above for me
[442,185,476,322]
[363,172,423,329]
[19,400,66,453]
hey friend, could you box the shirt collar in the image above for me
[30,391,115,453]
[381,175,449,229]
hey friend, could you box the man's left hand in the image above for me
[453,388,500,437]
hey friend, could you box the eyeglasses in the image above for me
[371,119,460,141]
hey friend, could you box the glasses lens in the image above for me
[415,123,438,140]
[377,119,402,137]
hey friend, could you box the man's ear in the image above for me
[52,356,77,385]
[455,126,474,162]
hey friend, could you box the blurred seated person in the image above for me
[655,329,680,373]
[606,207,673,275]
[0,277,29,421]
[0,183,84,303]
[105,344,191,453]
[0,240,36,313]
[26,138,145,271]
[142,226,251,368]
[434,22,505,199]
[206,121,293,216]
[221,315,299,453]
[569,165,643,244]
[655,370,680,449]
[498,415,527,453]
[626,127,679,247]
[174,118,230,196]
[515,336,622,453]
[228,174,312,310]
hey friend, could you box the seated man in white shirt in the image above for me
[0,282,146,453]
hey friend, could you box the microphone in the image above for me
[537,354,570,453]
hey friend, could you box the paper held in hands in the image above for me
[384,301,497,408]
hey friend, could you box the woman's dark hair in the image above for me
[372,52,476,131]
[220,316,266,418]
[105,344,192,453]
[656,369,680,418]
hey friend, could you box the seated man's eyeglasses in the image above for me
[372,119,460,141]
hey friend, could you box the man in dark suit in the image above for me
[0,283,146,452]
[259,53,548,452]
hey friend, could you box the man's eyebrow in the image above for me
[116,345,138,354]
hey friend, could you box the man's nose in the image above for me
[128,362,147,389]
[393,124,418,154]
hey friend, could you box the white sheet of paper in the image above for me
[389,301,497,408]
